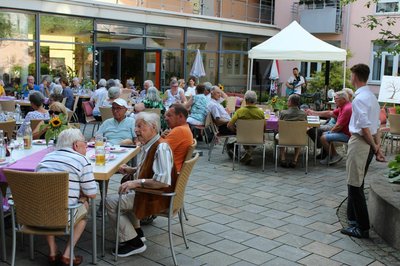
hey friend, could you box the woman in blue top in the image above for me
[186,84,209,126]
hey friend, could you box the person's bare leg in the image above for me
[46,236,58,257]
[63,219,87,259]
[279,147,286,161]
[321,135,337,157]
[293,147,301,163]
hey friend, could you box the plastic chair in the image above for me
[99,107,113,121]
[275,120,309,174]
[82,101,101,136]
[233,119,267,171]
[0,120,16,141]
[120,89,132,101]
[114,154,200,266]
[0,101,16,112]
[70,95,80,122]
[4,170,82,266]
[226,96,237,114]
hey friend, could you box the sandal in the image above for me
[289,161,297,168]
[48,252,61,265]
[280,160,289,168]
[60,255,83,266]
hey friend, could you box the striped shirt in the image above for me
[36,148,97,205]
[137,135,173,185]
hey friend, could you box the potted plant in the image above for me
[39,113,69,145]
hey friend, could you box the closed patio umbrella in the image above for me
[190,49,206,79]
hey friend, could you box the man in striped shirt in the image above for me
[106,112,174,257]
[36,128,97,265]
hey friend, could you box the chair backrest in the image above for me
[143,108,161,116]
[61,97,67,106]
[278,120,308,146]
[0,120,16,140]
[120,89,131,101]
[72,95,80,113]
[67,110,74,122]
[4,170,69,228]
[226,96,236,113]
[0,100,16,112]
[82,101,94,117]
[389,113,400,134]
[172,153,199,214]
[236,119,265,144]
[184,139,197,161]
[99,107,113,121]
[204,112,213,128]
[256,104,273,112]
[30,119,44,134]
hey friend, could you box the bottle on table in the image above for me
[15,104,21,122]
[0,130,5,161]
[22,121,32,149]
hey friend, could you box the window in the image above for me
[300,62,321,79]
[371,43,400,81]
[376,0,399,13]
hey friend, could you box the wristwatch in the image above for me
[140,179,145,188]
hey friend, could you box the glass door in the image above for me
[95,47,120,81]
[144,50,162,90]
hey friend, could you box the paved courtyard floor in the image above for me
[2,137,400,265]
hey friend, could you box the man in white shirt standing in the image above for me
[340,64,385,239]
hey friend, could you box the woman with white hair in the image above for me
[139,86,166,129]
[91,78,108,118]
[100,86,121,108]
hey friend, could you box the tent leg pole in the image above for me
[249,59,254,91]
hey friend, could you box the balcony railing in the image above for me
[94,0,275,25]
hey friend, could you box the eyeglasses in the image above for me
[49,110,61,115]
[112,106,126,111]
[75,140,87,146]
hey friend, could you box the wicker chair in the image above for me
[0,100,16,112]
[4,170,82,266]
[114,153,200,265]
[0,120,16,141]
[99,107,113,121]
[69,95,80,122]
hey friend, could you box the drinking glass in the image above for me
[8,139,15,162]
[16,132,24,150]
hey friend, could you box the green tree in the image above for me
[341,0,400,55]
[307,61,353,93]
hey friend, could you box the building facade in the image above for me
[0,0,277,92]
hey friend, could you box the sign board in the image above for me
[378,75,400,104]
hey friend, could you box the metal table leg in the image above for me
[91,198,97,264]
[0,195,6,262]
[102,181,105,257]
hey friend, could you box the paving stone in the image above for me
[274,233,314,248]
[262,209,292,219]
[298,254,342,266]
[227,219,262,232]
[301,241,342,257]
[282,215,315,226]
[253,216,288,228]
[306,221,341,234]
[187,231,222,245]
[208,239,248,255]
[331,250,375,266]
[242,236,282,252]
[234,248,275,265]
[197,250,240,266]
[175,242,212,257]
[249,226,286,240]
[279,223,313,236]
[205,213,239,224]
[269,245,311,261]
[303,230,340,244]
[262,257,302,266]
[217,229,256,243]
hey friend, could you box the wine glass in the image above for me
[8,139,15,162]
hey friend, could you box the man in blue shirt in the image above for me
[95,98,136,145]
[22,75,40,98]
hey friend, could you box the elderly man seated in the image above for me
[207,87,233,135]
[95,98,136,145]
[279,94,307,168]
[106,112,175,257]
[227,90,264,164]
[36,128,97,266]
[306,90,352,165]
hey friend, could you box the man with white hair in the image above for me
[22,75,40,98]
[227,90,265,164]
[91,78,108,118]
[71,77,82,93]
[106,112,174,257]
[139,80,154,99]
[306,90,352,165]
[36,128,97,265]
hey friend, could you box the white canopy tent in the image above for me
[247,21,347,91]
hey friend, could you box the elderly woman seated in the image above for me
[100,86,121,107]
[185,84,209,126]
[135,86,166,129]
[18,91,50,135]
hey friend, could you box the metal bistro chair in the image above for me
[275,120,309,174]
[114,153,200,266]
[207,118,235,161]
[233,119,267,171]
[82,101,101,136]
[4,170,82,266]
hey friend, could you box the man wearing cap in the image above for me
[95,98,136,145]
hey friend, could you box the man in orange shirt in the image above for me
[162,103,194,172]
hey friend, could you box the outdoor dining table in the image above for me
[0,143,140,263]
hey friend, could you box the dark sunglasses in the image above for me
[49,110,61,115]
